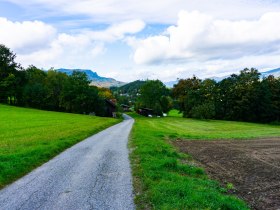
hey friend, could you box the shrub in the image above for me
[191,103,215,119]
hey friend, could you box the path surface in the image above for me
[0,115,135,210]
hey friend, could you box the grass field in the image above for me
[166,109,280,139]
[0,104,120,188]
[129,112,280,209]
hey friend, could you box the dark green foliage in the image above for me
[111,80,146,95]
[44,69,68,111]
[60,70,92,113]
[191,102,215,119]
[173,68,280,123]
[139,80,172,115]
[23,65,47,109]
[160,96,173,113]
[0,44,112,116]
[0,44,22,104]
[173,76,202,117]
[111,80,147,107]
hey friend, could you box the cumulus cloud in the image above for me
[130,11,280,65]
[0,18,56,53]
[6,0,280,23]
[17,33,106,68]
[0,17,145,69]
[88,19,145,42]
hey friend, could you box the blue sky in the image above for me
[1,0,280,82]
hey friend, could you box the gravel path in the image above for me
[0,115,135,210]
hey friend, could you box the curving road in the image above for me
[0,115,135,210]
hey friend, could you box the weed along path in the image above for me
[0,115,135,210]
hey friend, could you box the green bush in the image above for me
[191,103,215,119]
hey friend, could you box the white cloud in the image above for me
[88,19,145,42]
[0,17,145,69]
[17,33,106,68]
[0,18,56,53]
[6,0,280,24]
[130,11,280,65]
[2,1,280,82]
[113,51,280,82]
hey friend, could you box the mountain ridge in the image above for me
[54,67,280,88]
[56,68,126,88]
[164,67,280,87]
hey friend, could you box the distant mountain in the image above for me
[56,68,126,88]
[261,68,280,78]
[164,81,178,88]
[208,75,229,82]
[164,68,280,86]
[208,67,280,82]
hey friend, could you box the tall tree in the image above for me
[0,44,21,104]
[139,80,171,115]
[231,68,261,121]
[172,76,202,117]
[45,70,68,111]
[60,71,99,114]
[23,65,47,109]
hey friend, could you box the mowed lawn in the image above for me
[0,104,120,188]
[129,112,280,209]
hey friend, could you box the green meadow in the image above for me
[129,112,280,209]
[155,110,280,139]
[0,104,120,188]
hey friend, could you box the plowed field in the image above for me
[174,138,280,210]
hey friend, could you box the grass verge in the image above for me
[0,104,120,188]
[129,113,280,209]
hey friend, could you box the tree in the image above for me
[45,69,68,111]
[23,65,47,108]
[257,75,280,122]
[139,80,170,115]
[160,96,173,113]
[60,71,89,113]
[191,102,215,119]
[172,76,202,117]
[98,87,114,99]
[190,79,217,119]
[228,68,261,121]
[0,44,21,103]
[215,75,238,120]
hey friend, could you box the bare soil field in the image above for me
[173,138,280,210]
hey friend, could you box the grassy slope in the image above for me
[0,104,120,188]
[130,112,280,209]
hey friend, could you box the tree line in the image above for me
[0,44,111,116]
[2,43,279,123]
[112,67,280,123]
[172,68,280,123]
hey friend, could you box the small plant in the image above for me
[226,182,235,190]
[115,112,123,119]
